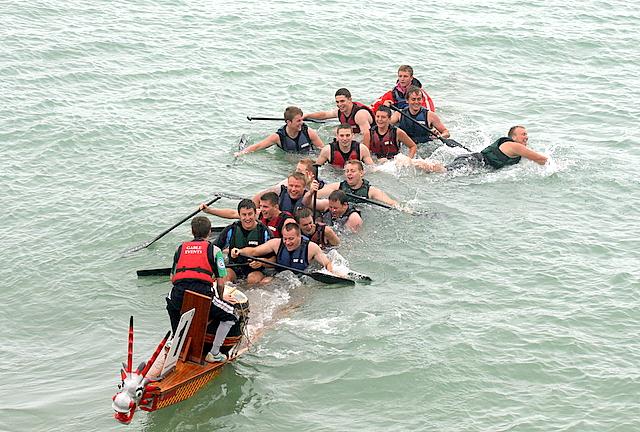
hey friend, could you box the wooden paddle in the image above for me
[238,253,355,286]
[125,196,222,254]
[247,116,328,124]
[388,105,471,151]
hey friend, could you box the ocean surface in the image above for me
[1,0,639,430]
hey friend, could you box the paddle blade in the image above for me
[346,271,372,284]
[309,271,355,286]
[137,268,172,277]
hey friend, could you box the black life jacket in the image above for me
[276,123,312,153]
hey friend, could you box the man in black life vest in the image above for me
[201,199,273,285]
[230,222,335,283]
[304,87,374,134]
[306,159,397,208]
[166,216,237,363]
[318,190,363,233]
[235,106,324,156]
[315,123,374,169]
[446,126,548,171]
[253,171,308,215]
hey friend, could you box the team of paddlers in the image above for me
[165,64,549,364]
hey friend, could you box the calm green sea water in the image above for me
[1,1,639,431]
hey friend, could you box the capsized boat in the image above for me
[111,286,249,424]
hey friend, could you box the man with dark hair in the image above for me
[253,171,309,215]
[320,190,363,232]
[390,86,450,145]
[308,159,397,207]
[304,88,374,134]
[166,216,236,363]
[200,199,272,284]
[257,192,292,238]
[235,106,324,156]
[363,105,417,160]
[315,124,374,168]
[445,126,548,171]
[371,65,435,112]
[293,207,340,248]
[231,222,334,275]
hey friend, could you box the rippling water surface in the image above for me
[1,0,639,431]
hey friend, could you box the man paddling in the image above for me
[390,86,450,145]
[446,126,548,171]
[253,171,308,215]
[231,222,335,279]
[292,207,340,248]
[304,88,374,134]
[201,199,273,284]
[307,159,397,207]
[166,216,237,363]
[371,64,435,112]
[235,106,324,156]
[315,124,374,169]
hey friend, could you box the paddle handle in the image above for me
[237,252,311,277]
[389,105,471,151]
[344,192,393,210]
[247,115,327,124]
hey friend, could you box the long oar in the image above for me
[126,195,222,253]
[137,263,244,277]
[389,105,471,152]
[239,253,355,286]
[312,164,320,217]
[344,192,429,217]
[246,116,328,125]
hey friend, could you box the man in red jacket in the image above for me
[370,65,435,113]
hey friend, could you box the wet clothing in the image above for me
[260,211,293,238]
[278,185,306,214]
[321,204,361,228]
[329,140,361,168]
[276,238,310,271]
[276,123,313,153]
[215,221,271,276]
[398,107,431,144]
[166,238,227,332]
[303,223,327,246]
[339,179,371,201]
[368,125,400,159]
[337,102,374,134]
[445,137,521,171]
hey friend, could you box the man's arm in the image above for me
[396,128,417,158]
[390,111,401,125]
[362,129,372,148]
[315,145,331,166]
[323,225,340,247]
[315,181,339,199]
[370,91,394,113]
[235,133,280,156]
[304,108,338,120]
[252,184,281,207]
[345,212,363,232]
[234,238,279,259]
[368,186,398,207]
[308,242,333,273]
[308,129,325,149]
[211,245,228,298]
[427,112,450,139]
[503,142,548,165]
[200,204,239,219]
[354,110,373,136]
[359,145,375,165]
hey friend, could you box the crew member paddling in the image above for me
[304,88,374,134]
[165,216,237,364]
[315,124,374,169]
[446,126,548,171]
[391,86,449,145]
[231,222,334,277]
[235,106,324,156]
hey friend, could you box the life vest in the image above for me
[337,101,374,134]
[398,106,431,144]
[305,222,326,246]
[321,203,360,227]
[329,140,361,168]
[339,179,370,200]
[276,123,312,153]
[276,238,310,271]
[278,185,306,214]
[368,125,399,158]
[172,240,214,284]
[480,137,521,169]
[224,221,270,264]
[260,211,292,238]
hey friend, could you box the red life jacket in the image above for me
[329,140,361,168]
[171,240,214,284]
[337,101,373,134]
[369,125,399,158]
[260,211,292,238]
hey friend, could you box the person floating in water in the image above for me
[446,126,548,171]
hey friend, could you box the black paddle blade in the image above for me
[137,268,172,277]
[346,271,372,284]
[309,271,355,286]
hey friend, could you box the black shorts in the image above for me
[446,153,487,171]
